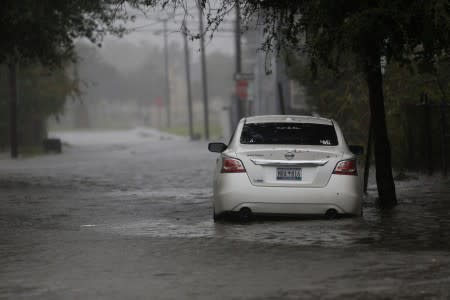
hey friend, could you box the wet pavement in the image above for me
[1,128,449,299]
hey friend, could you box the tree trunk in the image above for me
[364,53,397,208]
[8,62,18,159]
[363,118,373,194]
[423,96,433,175]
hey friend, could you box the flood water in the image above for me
[1,129,449,299]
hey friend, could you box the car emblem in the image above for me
[284,152,295,160]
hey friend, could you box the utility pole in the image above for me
[8,62,18,158]
[182,20,194,140]
[235,0,242,78]
[162,19,171,128]
[198,3,210,140]
[234,0,243,122]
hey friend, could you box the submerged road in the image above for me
[1,128,450,299]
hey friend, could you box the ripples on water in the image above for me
[2,134,448,250]
[94,176,450,250]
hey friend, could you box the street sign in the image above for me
[234,73,254,81]
[155,97,163,107]
[236,80,248,100]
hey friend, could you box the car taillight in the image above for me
[333,159,357,175]
[221,157,246,173]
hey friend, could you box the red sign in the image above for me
[155,97,163,107]
[236,80,248,100]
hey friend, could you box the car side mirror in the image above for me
[208,142,227,153]
[349,145,364,155]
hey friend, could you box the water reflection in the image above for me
[212,217,378,247]
[101,211,377,248]
[101,186,450,250]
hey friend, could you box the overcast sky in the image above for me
[96,4,236,73]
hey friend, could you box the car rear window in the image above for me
[240,122,338,146]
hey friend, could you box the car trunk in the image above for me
[237,145,343,188]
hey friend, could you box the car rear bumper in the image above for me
[213,173,362,216]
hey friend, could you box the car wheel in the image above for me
[238,207,253,222]
[325,208,338,219]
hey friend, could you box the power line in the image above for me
[126,9,234,32]
[125,5,201,31]
[127,20,162,30]
[132,27,235,34]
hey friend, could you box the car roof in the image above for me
[244,115,333,125]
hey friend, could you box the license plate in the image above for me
[276,168,302,181]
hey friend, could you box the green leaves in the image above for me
[237,0,449,71]
[0,62,77,147]
[0,0,130,67]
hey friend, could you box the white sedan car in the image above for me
[208,115,363,221]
